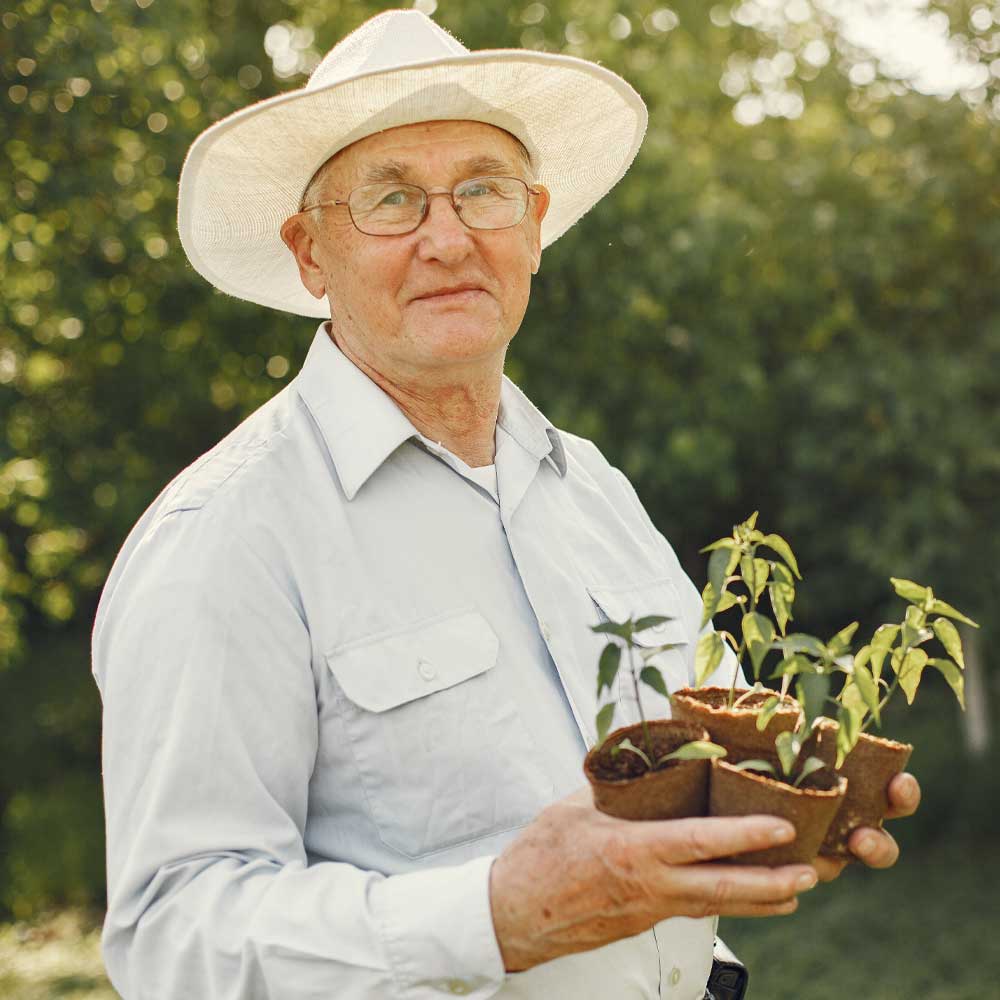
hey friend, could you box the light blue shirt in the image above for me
[92,324,738,1000]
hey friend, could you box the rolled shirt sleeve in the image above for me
[92,504,505,1000]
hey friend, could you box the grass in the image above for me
[721,835,999,999]
[0,909,119,1000]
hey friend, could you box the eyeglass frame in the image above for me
[295,175,544,236]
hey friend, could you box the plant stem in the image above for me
[728,549,759,709]
[628,644,653,764]
[862,675,900,733]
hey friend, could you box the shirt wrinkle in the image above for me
[93,321,734,1000]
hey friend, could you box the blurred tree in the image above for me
[1,0,997,916]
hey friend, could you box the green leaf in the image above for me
[828,621,859,657]
[695,631,725,687]
[755,695,782,732]
[898,647,929,704]
[891,578,930,604]
[640,665,669,698]
[597,642,622,697]
[700,537,738,554]
[591,621,631,639]
[768,576,794,636]
[752,558,770,601]
[708,545,734,601]
[770,653,810,679]
[852,644,872,673]
[852,661,881,728]
[796,672,831,732]
[931,617,965,669]
[611,736,652,769]
[774,730,801,777]
[928,599,979,628]
[739,553,756,594]
[793,756,828,788]
[837,700,863,766]
[741,611,775,679]
[774,633,826,657]
[657,740,728,765]
[869,625,900,680]
[732,758,777,777]
[595,702,616,747]
[761,533,801,579]
[928,658,965,710]
[701,581,721,628]
[716,589,740,614]
[634,614,669,632]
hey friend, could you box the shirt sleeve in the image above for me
[92,504,506,1000]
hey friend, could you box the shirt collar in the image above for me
[294,325,417,501]
[497,376,567,479]
[294,323,567,499]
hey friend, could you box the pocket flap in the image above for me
[587,579,689,647]
[325,610,499,713]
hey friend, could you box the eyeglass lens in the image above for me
[348,176,529,235]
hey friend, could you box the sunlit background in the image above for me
[2,0,998,996]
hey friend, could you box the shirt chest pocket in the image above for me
[324,609,554,859]
[587,578,692,723]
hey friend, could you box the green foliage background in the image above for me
[1,0,998,926]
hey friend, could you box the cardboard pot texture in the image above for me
[585,720,712,821]
[670,686,801,758]
[805,722,914,860]
[709,759,847,865]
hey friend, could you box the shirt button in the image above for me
[652,621,669,634]
[669,966,682,987]
[417,659,437,681]
[445,980,471,995]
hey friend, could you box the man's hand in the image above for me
[489,788,818,973]
[813,771,921,882]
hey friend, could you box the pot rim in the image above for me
[712,758,848,798]
[584,720,711,788]
[672,685,802,718]
[811,718,914,754]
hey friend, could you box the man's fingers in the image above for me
[714,897,800,918]
[666,862,818,910]
[849,827,899,868]
[812,855,847,882]
[636,814,796,865]
[885,772,920,819]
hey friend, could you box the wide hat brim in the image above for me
[178,50,647,318]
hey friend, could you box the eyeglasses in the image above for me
[299,176,541,236]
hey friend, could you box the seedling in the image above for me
[695,511,802,708]
[831,578,977,766]
[592,616,726,770]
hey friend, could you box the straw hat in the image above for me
[177,8,647,318]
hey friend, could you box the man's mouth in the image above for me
[411,284,486,303]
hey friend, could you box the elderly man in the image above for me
[92,10,919,1000]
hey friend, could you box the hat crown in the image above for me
[306,10,469,93]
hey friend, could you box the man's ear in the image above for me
[279,214,326,300]
[528,184,550,275]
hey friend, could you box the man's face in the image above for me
[282,120,550,377]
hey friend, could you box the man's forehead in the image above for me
[319,120,530,186]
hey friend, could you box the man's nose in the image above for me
[414,192,474,264]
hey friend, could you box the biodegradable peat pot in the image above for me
[709,758,848,865]
[805,721,914,860]
[670,686,802,758]
[584,720,713,821]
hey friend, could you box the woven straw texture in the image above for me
[177,10,648,317]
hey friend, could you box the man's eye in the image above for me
[378,189,411,207]
[462,181,497,198]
